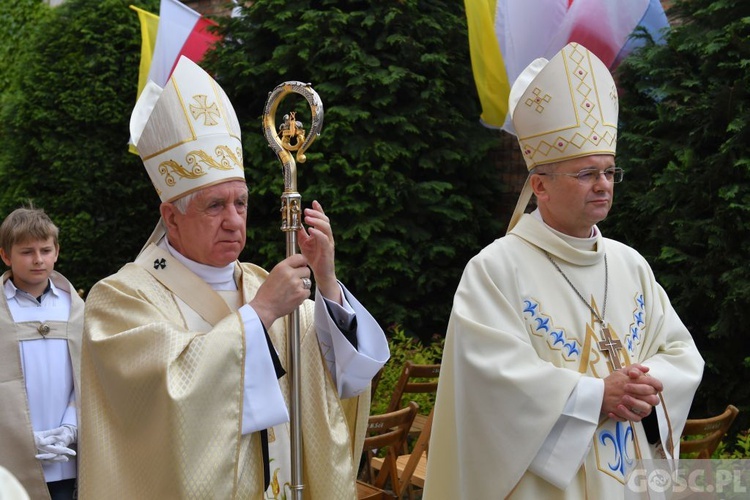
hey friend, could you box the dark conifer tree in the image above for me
[607,0,750,436]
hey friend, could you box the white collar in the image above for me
[531,208,598,251]
[3,275,60,301]
[159,238,237,291]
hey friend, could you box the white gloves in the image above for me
[34,425,77,463]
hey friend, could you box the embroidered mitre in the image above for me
[505,42,619,232]
[129,56,244,202]
[509,42,619,169]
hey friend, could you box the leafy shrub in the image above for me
[370,324,444,415]
[0,0,47,93]
[715,430,750,459]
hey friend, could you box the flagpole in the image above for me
[262,82,324,500]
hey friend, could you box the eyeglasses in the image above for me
[536,167,624,185]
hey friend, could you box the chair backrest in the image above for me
[680,404,739,459]
[386,361,441,413]
[396,407,434,498]
[371,366,385,395]
[361,401,419,494]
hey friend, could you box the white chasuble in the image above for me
[79,245,371,499]
[0,271,83,500]
[424,214,704,500]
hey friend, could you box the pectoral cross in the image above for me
[597,324,623,370]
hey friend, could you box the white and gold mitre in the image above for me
[509,42,619,170]
[129,56,244,202]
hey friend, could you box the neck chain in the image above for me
[543,251,608,327]
[544,252,624,370]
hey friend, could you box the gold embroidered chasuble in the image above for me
[424,214,704,500]
[79,249,369,499]
[0,271,84,500]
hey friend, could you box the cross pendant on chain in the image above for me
[597,324,623,370]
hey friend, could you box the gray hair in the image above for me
[171,182,249,214]
[530,163,558,176]
[171,192,197,214]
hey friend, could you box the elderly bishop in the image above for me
[79,57,389,499]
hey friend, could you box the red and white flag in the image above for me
[147,0,220,87]
[129,0,221,152]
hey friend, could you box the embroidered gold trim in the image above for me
[158,147,243,186]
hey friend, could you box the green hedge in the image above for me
[0,0,160,288]
[204,0,503,340]
[0,0,504,343]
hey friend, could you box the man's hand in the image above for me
[297,200,341,304]
[602,364,663,422]
[249,253,311,328]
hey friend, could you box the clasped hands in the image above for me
[34,424,77,463]
[602,364,663,423]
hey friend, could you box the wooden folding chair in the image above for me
[371,366,385,396]
[357,401,419,500]
[386,361,440,439]
[680,404,739,458]
[371,407,434,499]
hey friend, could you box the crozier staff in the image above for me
[78,56,389,499]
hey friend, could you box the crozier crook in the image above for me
[261,81,324,500]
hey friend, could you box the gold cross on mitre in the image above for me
[189,95,221,126]
[597,324,623,370]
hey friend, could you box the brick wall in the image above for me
[493,130,530,221]
[184,0,675,19]
[183,0,237,17]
